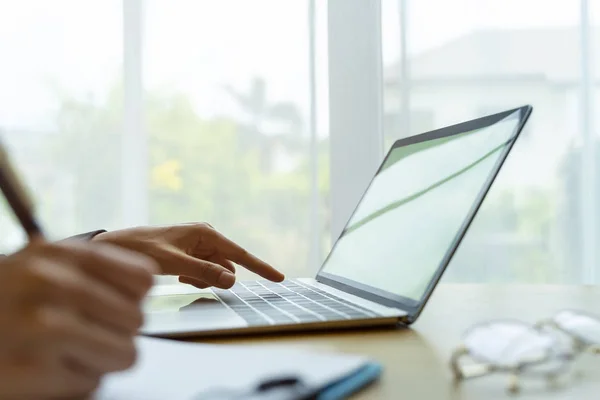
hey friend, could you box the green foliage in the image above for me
[448,186,557,284]
[224,76,305,172]
[508,189,558,282]
[47,80,561,282]
[47,82,329,278]
[50,85,123,231]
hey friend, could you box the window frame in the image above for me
[327,0,385,243]
[579,0,597,284]
[122,0,148,227]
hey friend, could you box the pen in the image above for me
[193,376,319,400]
[0,139,44,240]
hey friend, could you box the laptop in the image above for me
[141,105,532,338]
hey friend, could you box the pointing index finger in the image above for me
[213,231,284,282]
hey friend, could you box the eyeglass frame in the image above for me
[449,310,600,393]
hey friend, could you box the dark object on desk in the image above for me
[193,376,317,400]
[192,363,382,400]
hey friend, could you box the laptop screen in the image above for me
[318,109,526,307]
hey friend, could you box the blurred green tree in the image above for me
[50,86,123,231]
[224,76,304,173]
[47,80,329,278]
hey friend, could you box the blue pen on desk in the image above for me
[193,376,318,400]
[192,363,382,400]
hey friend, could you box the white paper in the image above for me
[94,336,368,400]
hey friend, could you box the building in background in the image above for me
[384,28,600,283]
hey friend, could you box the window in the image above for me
[384,109,435,149]
[378,0,600,283]
[0,0,329,282]
[142,0,329,280]
[0,0,123,250]
[1,0,598,287]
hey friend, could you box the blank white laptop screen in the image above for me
[319,112,522,303]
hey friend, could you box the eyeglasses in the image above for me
[450,310,600,393]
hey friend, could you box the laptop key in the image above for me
[219,280,380,324]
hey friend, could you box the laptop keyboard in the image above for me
[212,280,380,326]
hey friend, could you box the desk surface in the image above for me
[198,284,600,400]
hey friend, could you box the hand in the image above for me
[0,239,157,400]
[93,223,284,289]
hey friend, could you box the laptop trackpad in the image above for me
[144,292,226,313]
[141,291,247,335]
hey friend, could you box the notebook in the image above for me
[94,336,381,400]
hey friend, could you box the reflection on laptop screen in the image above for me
[319,112,522,303]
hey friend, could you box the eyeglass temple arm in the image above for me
[450,346,468,380]
[536,319,600,355]
[450,346,493,381]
